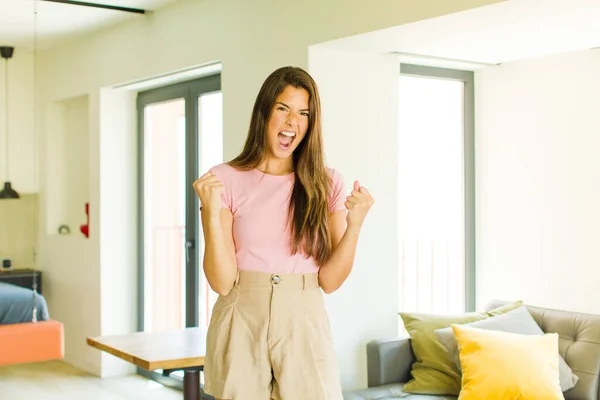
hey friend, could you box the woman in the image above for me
[193,66,374,400]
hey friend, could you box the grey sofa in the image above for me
[344,301,600,400]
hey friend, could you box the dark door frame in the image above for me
[135,74,221,389]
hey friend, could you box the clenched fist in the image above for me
[345,180,374,229]
[193,172,224,216]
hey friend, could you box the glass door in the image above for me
[137,74,221,387]
[141,96,187,333]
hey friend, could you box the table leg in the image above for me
[183,369,201,400]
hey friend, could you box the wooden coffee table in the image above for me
[87,327,207,400]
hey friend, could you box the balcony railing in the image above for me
[399,238,465,316]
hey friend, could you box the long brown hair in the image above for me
[229,66,333,265]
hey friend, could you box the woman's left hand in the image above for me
[345,180,375,229]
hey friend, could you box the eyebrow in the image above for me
[276,101,309,112]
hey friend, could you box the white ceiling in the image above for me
[324,0,600,68]
[0,0,180,54]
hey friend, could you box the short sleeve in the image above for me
[203,163,233,211]
[328,168,346,213]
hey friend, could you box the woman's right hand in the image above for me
[193,172,224,216]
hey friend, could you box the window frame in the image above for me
[399,63,476,312]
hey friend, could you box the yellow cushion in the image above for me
[451,324,564,400]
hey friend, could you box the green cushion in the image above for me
[400,301,522,395]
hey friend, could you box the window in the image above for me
[197,91,223,329]
[398,65,475,326]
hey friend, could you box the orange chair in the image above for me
[0,320,64,366]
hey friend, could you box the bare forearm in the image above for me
[201,212,237,295]
[319,224,361,294]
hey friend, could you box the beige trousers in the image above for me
[203,270,343,400]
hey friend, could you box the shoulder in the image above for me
[326,167,344,185]
[209,162,236,176]
[325,167,346,212]
[325,167,345,194]
[208,162,246,181]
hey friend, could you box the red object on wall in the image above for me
[80,203,89,238]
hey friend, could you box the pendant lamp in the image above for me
[0,46,19,199]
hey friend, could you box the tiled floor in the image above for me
[0,360,182,400]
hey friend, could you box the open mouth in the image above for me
[278,130,296,150]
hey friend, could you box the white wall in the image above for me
[98,88,138,376]
[475,49,600,314]
[309,46,400,388]
[33,0,505,385]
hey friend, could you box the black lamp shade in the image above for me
[0,182,19,199]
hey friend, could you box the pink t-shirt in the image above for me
[207,163,346,274]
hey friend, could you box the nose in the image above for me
[286,111,299,127]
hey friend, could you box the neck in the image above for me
[258,157,294,176]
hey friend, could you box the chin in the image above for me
[275,151,294,160]
[271,146,294,160]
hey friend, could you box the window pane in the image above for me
[143,98,187,332]
[398,75,465,321]
[197,91,223,329]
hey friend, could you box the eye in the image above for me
[301,112,309,117]
[277,106,288,112]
